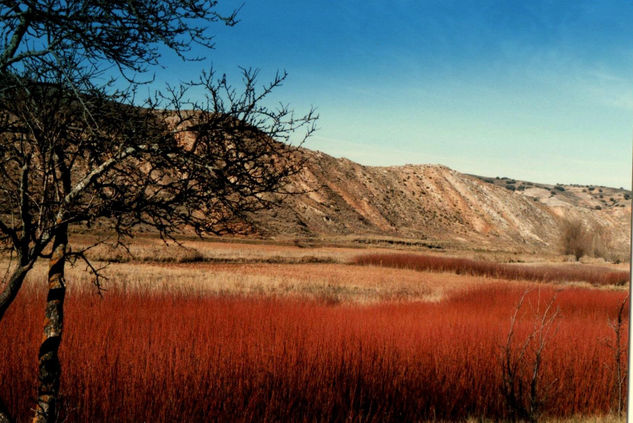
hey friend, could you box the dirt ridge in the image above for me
[250,149,631,255]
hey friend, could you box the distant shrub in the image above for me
[554,185,565,192]
[561,220,591,261]
[560,219,615,262]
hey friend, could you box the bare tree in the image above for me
[559,218,615,262]
[0,2,316,422]
[603,295,628,416]
[0,1,240,75]
[560,219,591,261]
[501,289,560,422]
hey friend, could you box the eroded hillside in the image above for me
[251,149,630,256]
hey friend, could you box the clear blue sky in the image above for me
[157,1,633,188]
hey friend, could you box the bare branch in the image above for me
[500,289,560,422]
[0,6,31,71]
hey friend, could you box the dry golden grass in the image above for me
[5,236,626,305]
[73,235,396,264]
[68,234,629,269]
[8,257,540,305]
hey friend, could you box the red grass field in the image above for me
[0,281,628,422]
[353,253,630,286]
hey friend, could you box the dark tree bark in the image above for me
[0,264,31,322]
[32,225,67,423]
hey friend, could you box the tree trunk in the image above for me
[32,226,67,423]
[0,263,31,322]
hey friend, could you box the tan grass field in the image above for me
[11,257,523,304]
[0,235,550,303]
[6,235,625,304]
[68,233,609,265]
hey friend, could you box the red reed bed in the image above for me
[0,284,627,422]
[352,253,630,286]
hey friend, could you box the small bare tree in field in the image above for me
[560,218,615,262]
[560,219,592,261]
[0,2,316,422]
[501,290,560,423]
[603,295,628,416]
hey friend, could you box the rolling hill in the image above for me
[249,148,631,257]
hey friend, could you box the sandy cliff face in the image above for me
[250,149,630,254]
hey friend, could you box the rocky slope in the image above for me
[250,149,631,256]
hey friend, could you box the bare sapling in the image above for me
[501,289,560,422]
[603,294,628,416]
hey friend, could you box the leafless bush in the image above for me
[560,219,615,261]
[501,290,560,422]
[561,219,592,260]
[603,295,628,416]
